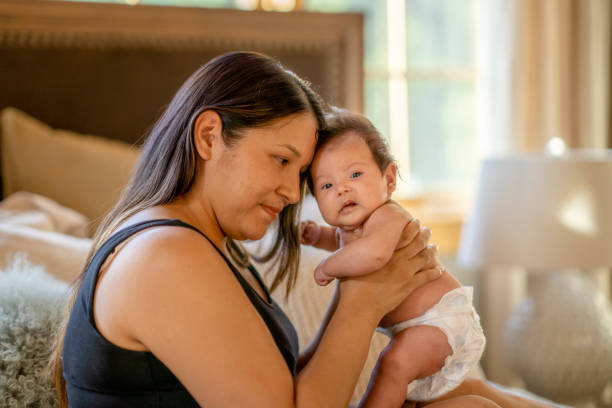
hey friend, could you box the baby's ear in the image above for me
[384,163,397,194]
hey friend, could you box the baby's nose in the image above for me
[336,184,350,196]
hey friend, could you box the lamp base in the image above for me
[504,269,612,406]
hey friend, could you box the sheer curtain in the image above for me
[514,0,611,150]
[476,0,517,157]
[474,0,611,386]
[478,0,611,155]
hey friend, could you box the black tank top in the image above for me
[63,219,299,407]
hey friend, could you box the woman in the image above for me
[50,51,504,407]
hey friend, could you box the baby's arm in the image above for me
[315,202,411,286]
[300,220,340,252]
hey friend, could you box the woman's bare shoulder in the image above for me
[106,221,222,273]
[106,222,233,295]
[106,205,223,272]
[94,222,237,349]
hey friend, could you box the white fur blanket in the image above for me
[0,255,68,407]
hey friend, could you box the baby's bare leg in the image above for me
[359,325,452,408]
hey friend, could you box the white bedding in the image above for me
[0,192,92,283]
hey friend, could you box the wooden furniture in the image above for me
[398,193,469,256]
[0,0,363,146]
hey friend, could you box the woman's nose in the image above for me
[278,173,301,205]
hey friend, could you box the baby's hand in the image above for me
[300,220,321,246]
[314,261,334,286]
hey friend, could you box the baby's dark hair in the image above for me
[308,106,396,193]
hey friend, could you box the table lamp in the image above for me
[457,150,612,407]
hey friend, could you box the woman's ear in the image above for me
[384,163,397,194]
[192,110,223,160]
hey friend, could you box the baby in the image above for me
[301,108,485,406]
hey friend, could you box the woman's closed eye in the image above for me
[275,156,289,166]
[350,171,362,179]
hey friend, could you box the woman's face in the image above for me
[209,113,317,241]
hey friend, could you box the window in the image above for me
[308,0,477,195]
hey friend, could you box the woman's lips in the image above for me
[261,204,281,218]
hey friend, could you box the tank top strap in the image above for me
[247,264,272,303]
[83,218,270,321]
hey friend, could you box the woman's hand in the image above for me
[337,217,443,323]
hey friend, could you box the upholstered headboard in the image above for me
[0,0,363,219]
[0,0,363,146]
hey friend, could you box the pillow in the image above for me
[0,107,140,234]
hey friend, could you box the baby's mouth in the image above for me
[340,200,357,213]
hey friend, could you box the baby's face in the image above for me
[310,131,395,230]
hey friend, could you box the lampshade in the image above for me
[458,150,612,270]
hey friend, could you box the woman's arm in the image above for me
[105,226,440,408]
[421,377,557,408]
[296,282,340,372]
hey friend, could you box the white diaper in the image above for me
[376,286,486,402]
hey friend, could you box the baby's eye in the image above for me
[350,171,362,179]
[321,183,332,190]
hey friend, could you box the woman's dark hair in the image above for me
[308,106,395,193]
[50,51,326,407]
